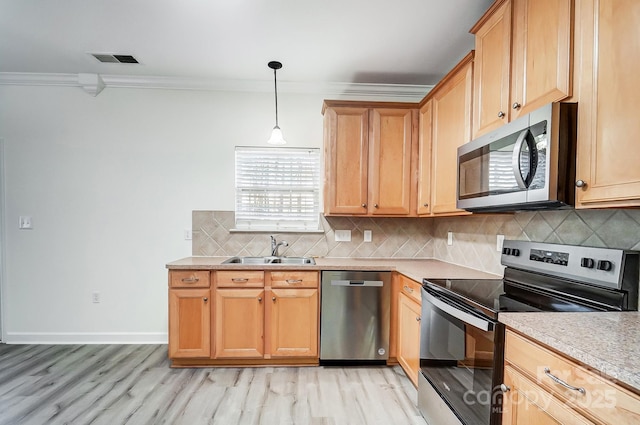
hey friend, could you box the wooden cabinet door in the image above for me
[417,100,432,215]
[502,366,595,425]
[430,55,473,216]
[214,288,264,358]
[472,0,512,138]
[268,288,318,358]
[323,106,369,214]
[369,108,414,215]
[168,288,211,358]
[510,0,573,120]
[397,292,421,387]
[575,0,640,208]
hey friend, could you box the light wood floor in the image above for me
[0,344,427,425]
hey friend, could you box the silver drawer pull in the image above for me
[181,277,200,283]
[543,368,586,394]
[286,279,303,284]
[232,278,249,283]
[403,285,414,293]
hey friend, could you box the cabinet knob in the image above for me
[423,203,429,207]
[415,316,421,322]
[374,204,379,208]
[361,203,367,208]
[203,297,208,302]
[497,111,505,118]
[272,296,276,301]
[575,180,587,188]
[500,384,510,393]
[258,297,262,302]
[512,102,521,110]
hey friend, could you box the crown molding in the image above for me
[0,72,432,101]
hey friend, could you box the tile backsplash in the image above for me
[193,209,640,276]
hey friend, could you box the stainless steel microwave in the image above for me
[457,102,577,212]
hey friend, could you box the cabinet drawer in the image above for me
[505,330,640,424]
[397,274,421,304]
[268,271,319,288]
[170,270,210,288]
[216,270,264,288]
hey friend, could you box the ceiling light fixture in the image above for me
[267,61,286,145]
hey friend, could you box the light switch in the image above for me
[184,229,193,240]
[447,231,453,246]
[364,230,372,242]
[335,230,351,242]
[19,216,33,229]
[496,234,505,252]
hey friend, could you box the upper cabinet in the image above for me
[471,0,573,139]
[418,52,474,216]
[574,0,640,208]
[323,101,418,216]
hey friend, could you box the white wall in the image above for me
[0,84,325,343]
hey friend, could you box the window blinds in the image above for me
[235,147,321,231]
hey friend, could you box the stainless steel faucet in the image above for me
[270,235,288,257]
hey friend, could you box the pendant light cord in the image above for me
[273,67,279,127]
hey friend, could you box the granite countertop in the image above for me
[500,312,640,393]
[166,257,501,282]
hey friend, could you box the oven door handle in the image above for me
[422,290,494,332]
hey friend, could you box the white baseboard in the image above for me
[3,332,168,344]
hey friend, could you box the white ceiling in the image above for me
[0,0,492,88]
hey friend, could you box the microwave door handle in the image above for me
[422,290,494,332]
[511,129,530,189]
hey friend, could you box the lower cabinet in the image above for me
[503,330,640,425]
[269,288,318,358]
[397,291,421,387]
[168,288,211,358]
[168,270,211,359]
[168,268,319,366]
[214,288,265,358]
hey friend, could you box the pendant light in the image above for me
[267,60,286,145]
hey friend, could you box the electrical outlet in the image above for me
[92,292,100,304]
[447,231,453,246]
[335,230,351,242]
[184,229,193,240]
[497,234,505,252]
[19,216,33,229]
[364,230,372,243]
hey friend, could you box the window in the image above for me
[234,147,321,231]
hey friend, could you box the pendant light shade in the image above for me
[267,61,286,145]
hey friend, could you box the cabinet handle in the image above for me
[203,297,208,302]
[423,203,429,207]
[512,102,521,110]
[272,296,276,301]
[286,279,303,284]
[232,278,249,283]
[361,203,367,208]
[181,277,199,283]
[500,384,510,393]
[575,180,587,188]
[415,316,421,322]
[497,111,505,118]
[258,297,262,302]
[403,285,414,293]
[374,204,379,208]
[543,368,586,394]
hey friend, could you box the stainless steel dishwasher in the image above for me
[320,270,391,362]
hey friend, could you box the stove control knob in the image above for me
[581,257,595,269]
[597,260,613,271]
[503,248,512,255]
[511,248,520,257]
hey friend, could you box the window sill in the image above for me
[229,228,325,234]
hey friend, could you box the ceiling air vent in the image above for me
[91,53,139,64]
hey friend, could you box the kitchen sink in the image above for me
[222,256,316,265]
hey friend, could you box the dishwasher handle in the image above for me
[330,279,384,287]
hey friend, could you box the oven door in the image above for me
[419,286,504,425]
